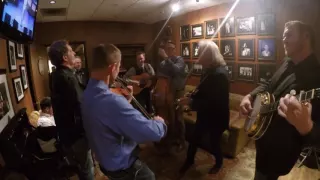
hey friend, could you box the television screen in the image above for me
[0,0,38,43]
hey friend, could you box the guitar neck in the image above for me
[263,89,318,113]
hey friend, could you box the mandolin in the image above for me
[244,88,320,140]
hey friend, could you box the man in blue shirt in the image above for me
[82,44,167,180]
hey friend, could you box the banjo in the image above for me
[244,88,320,140]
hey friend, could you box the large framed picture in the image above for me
[19,65,28,90]
[220,39,235,59]
[180,25,190,41]
[258,64,277,84]
[237,16,256,35]
[0,69,14,133]
[219,17,235,37]
[192,42,200,58]
[258,38,276,61]
[225,62,234,81]
[191,24,203,39]
[238,39,255,60]
[7,40,17,72]
[257,14,275,35]
[181,43,191,58]
[16,43,24,59]
[191,62,203,76]
[237,63,255,82]
[205,19,218,38]
[12,77,24,103]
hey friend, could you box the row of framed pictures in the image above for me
[180,14,275,40]
[181,38,275,61]
[7,40,25,72]
[185,61,276,83]
[12,65,28,103]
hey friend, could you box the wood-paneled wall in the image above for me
[158,0,320,95]
[0,39,33,114]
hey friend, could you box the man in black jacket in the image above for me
[240,21,320,179]
[48,40,94,180]
[74,56,89,90]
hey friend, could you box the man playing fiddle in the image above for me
[124,51,155,114]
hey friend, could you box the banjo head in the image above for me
[244,92,273,138]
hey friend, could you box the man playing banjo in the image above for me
[240,21,320,179]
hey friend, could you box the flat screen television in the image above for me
[0,0,39,43]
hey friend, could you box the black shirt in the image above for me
[250,54,320,175]
[51,66,85,147]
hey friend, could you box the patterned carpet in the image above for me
[94,142,320,180]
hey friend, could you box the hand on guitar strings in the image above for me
[278,94,313,135]
[240,94,253,116]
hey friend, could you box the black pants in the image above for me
[186,120,224,167]
[133,88,154,115]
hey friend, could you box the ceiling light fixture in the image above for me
[171,3,180,12]
[49,0,56,4]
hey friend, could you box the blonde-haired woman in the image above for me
[178,40,230,175]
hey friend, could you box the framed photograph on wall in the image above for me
[0,69,14,133]
[238,39,255,60]
[191,24,203,39]
[205,19,218,38]
[258,64,277,84]
[237,63,255,82]
[16,43,24,59]
[191,62,203,76]
[180,25,190,41]
[236,16,256,35]
[258,38,276,60]
[12,77,24,103]
[192,42,200,58]
[219,17,235,37]
[257,14,275,35]
[220,39,235,59]
[19,65,28,90]
[225,62,234,81]
[181,43,191,58]
[7,40,17,72]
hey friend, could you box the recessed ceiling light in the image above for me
[49,0,56,4]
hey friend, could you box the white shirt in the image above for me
[37,112,56,127]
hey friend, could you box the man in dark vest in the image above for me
[123,51,155,114]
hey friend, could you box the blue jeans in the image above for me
[100,159,155,180]
[70,138,95,180]
[254,170,279,180]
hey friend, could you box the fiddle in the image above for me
[110,87,130,97]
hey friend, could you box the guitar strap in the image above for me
[271,73,296,99]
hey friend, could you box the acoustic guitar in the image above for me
[123,73,153,95]
[244,88,320,140]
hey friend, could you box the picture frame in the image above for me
[238,39,255,60]
[12,77,24,103]
[7,40,17,72]
[236,16,256,35]
[184,61,193,74]
[219,17,235,37]
[15,43,24,59]
[180,25,190,41]
[237,63,255,82]
[180,43,191,58]
[257,14,276,35]
[191,62,203,76]
[205,19,218,38]
[258,38,276,61]
[0,69,14,133]
[225,62,234,81]
[19,65,28,90]
[191,24,203,39]
[192,42,200,58]
[258,64,277,84]
[220,39,235,59]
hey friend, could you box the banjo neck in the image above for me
[261,89,317,114]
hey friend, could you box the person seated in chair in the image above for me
[38,97,56,127]
[37,97,57,153]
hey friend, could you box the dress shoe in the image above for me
[179,162,194,174]
[208,165,222,174]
